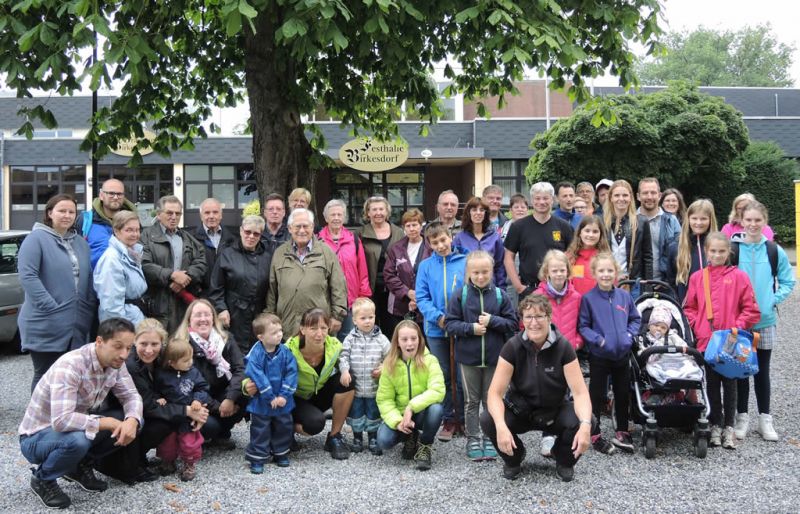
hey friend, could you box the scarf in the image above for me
[545,281,569,299]
[188,329,232,380]
[613,215,628,246]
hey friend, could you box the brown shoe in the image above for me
[437,421,456,442]
[158,461,177,476]
[180,462,196,482]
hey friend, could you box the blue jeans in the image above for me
[20,427,120,482]
[347,397,381,433]
[336,311,354,342]
[377,403,444,448]
[245,413,294,463]
[426,337,464,423]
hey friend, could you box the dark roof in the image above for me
[475,119,547,159]
[0,95,115,130]
[744,119,800,156]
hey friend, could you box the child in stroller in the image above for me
[641,306,702,390]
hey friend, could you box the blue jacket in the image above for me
[578,286,641,361]
[736,236,795,329]
[154,365,212,432]
[415,248,467,338]
[452,229,507,287]
[93,236,148,326]
[445,283,518,367]
[81,197,137,269]
[245,342,298,416]
[645,210,681,280]
[18,223,96,353]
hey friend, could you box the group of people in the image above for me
[15,175,794,508]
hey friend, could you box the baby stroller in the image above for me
[621,280,711,459]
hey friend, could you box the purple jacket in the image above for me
[383,237,432,318]
[452,229,507,287]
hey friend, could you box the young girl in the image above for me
[578,253,641,455]
[721,193,775,241]
[376,321,445,471]
[602,180,652,282]
[567,215,611,295]
[668,199,718,303]
[732,202,795,441]
[535,250,583,350]
[155,338,211,481]
[683,232,761,449]
[445,251,518,461]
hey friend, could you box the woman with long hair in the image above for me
[666,199,718,303]
[602,180,652,282]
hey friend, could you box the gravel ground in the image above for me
[2,297,800,514]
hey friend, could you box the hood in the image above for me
[33,221,78,241]
[92,196,136,224]
[430,246,467,263]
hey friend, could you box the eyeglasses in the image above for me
[163,210,182,217]
[522,314,549,323]
[102,190,125,198]
[242,229,262,238]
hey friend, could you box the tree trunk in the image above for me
[244,10,316,210]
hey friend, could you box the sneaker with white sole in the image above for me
[612,431,635,453]
[709,425,722,447]
[540,435,556,458]
[756,413,779,441]
[721,426,736,449]
[733,413,749,439]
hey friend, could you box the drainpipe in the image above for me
[775,93,779,116]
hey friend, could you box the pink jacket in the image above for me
[535,282,584,349]
[721,222,774,241]
[318,226,372,308]
[683,265,761,351]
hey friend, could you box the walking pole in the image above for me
[449,334,460,435]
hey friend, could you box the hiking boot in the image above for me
[721,426,737,449]
[401,431,418,460]
[30,475,71,509]
[540,435,556,458]
[367,432,382,456]
[756,413,779,441]
[414,443,433,471]
[612,431,635,453]
[482,438,497,460]
[592,435,616,455]
[709,426,722,447]
[250,462,264,474]
[556,464,575,483]
[207,437,236,451]
[324,432,351,460]
[158,460,177,476]
[63,460,107,492]
[180,462,196,482]
[123,467,158,485]
[437,420,456,442]
[733,413,749,439]
[502,446,526,480]
[274,454,290,467]
[466,439,483,461]
[350,432,364,453]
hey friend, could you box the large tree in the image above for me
[525,82,750,203]
[636,24,796,87]
[1,0,663,205]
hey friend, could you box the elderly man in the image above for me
[432,189,462,235]
[81,178,136,269]
[266,208,347,336]
[188,198,237,294]
[504,182,573,297]
[141,196,207,333]
[262,193,291,250]
[19,318,143,509]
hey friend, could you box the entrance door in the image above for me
[331,169,424,226]
[99,165,173,226]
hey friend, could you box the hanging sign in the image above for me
[110,129,157,157]
[339,137,409,172]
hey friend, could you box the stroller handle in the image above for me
[637,345,705,368]
[618,279,675,294]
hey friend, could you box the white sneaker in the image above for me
[733,413,749,439]
[756,413,779,441]
[709,426,722,447]
[540,435,556,458]
[721,427,736,449]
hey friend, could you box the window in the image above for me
[491,160,529,205]
[331,169,424,225]
[184,164,257,213]
[9,164,86,216]
[0,237,24,274]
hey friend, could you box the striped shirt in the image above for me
[18,343,143,440]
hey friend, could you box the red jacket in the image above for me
[570,248,598,295]
[535,282,584,350]
[318,226,371,308]
[684,265,761,351]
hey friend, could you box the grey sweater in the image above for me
[339,326,391,398]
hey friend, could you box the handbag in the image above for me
[701,268,760,379]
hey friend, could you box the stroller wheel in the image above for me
[644,436,656,459]
[694,437,708,459]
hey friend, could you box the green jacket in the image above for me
[285,335,342,400]
[266,237,348,336]
[357,223,405,292]
[376,352,445,429]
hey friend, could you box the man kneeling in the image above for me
[19,318,143,509]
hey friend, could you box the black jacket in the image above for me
[188,334,247,412]
[119,352,186,426]
[208,238,273,353]
[187,225,238,293]
[607,214,653,281]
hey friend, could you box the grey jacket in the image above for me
[140,224,207,334]
[339,325,391,398]
[18,223,96,352]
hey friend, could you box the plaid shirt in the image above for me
[18,343,143,440]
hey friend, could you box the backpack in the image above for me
[81,211,93,239]
[460,284,502,310]
[729,240,778,290]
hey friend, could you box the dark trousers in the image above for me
[292,374,354,436]
[737,348,771,414]
[201,410,246,440]
[706,365,737,427]
[245,413,294,463]
[479,401,584,468]
[96,417,174,479]
[589,354,630,434]
[29,351,64,392]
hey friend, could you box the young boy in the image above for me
[244,313,298,473]
[415,221,467,441]
[339,297,391,454]
[445,250,518,461]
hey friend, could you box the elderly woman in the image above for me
[453,196,507,287]
[208,215,273,353]
[384,208,432,330]
[96,318,209,483]
[94,211,147,326]
[174,299,246,449]
[267,208,347,336]
[480,294,592,482]
[18,193,96,390]
[318,199,372,340]
[358,196,405,332]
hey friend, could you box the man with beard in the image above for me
[637,177,680,281]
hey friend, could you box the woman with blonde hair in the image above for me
[721,193,775,241]
[665,199,718,303]
[602,180,652,282]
